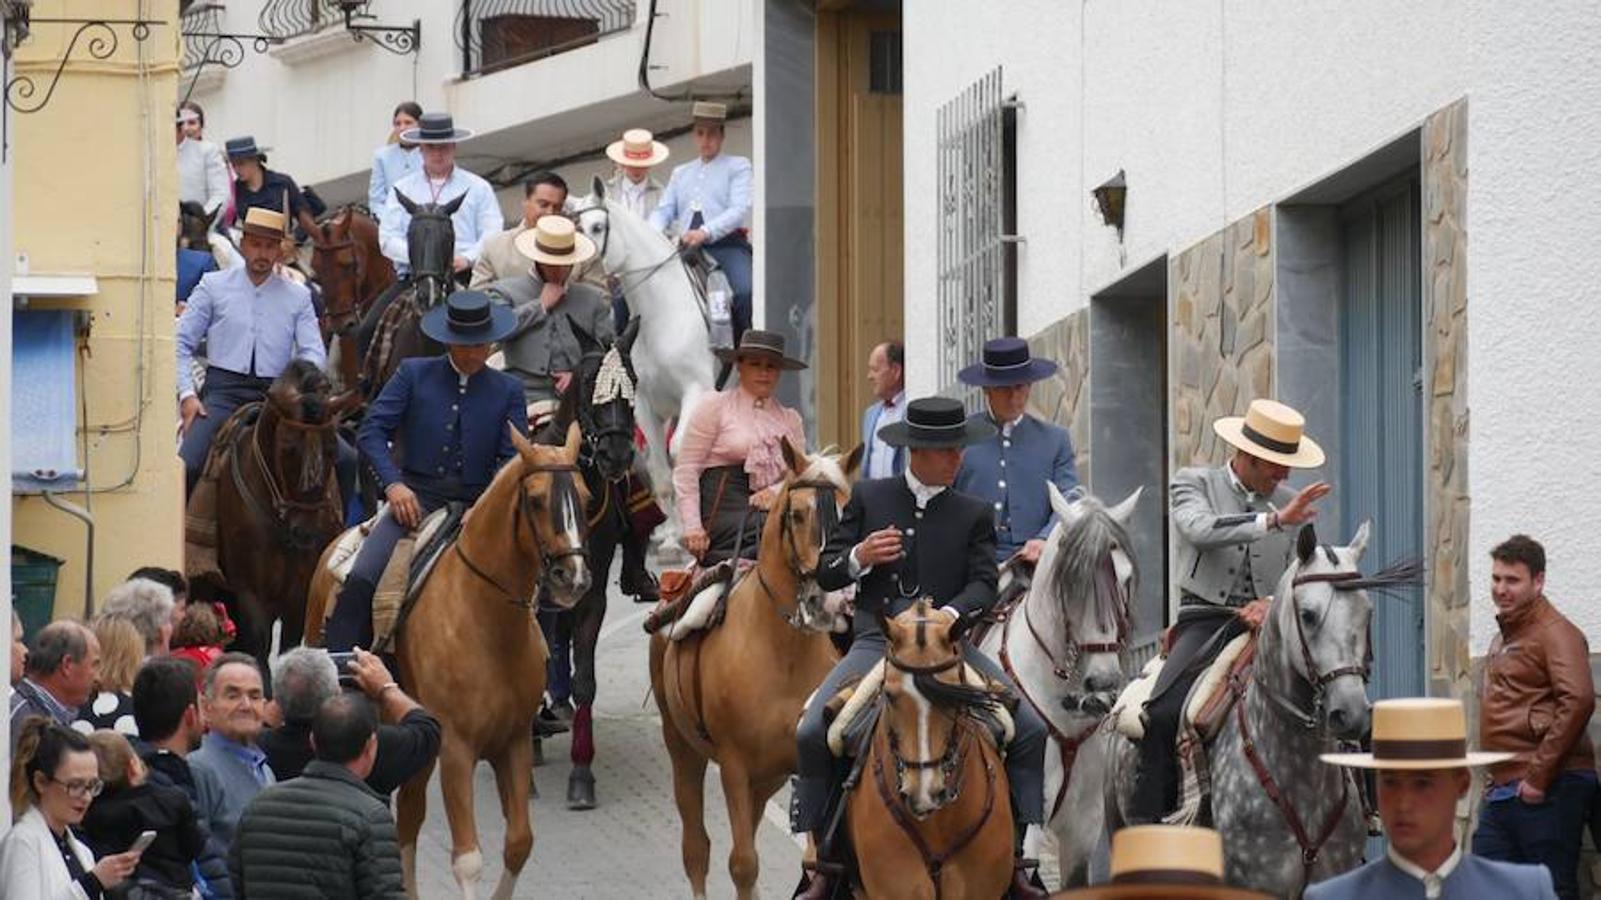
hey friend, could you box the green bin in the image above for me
[11,545,64,643]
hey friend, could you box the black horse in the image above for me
[356,192,460,395]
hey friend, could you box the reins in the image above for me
[753,476,841,630]
[572,203,690,294]
[230,400,342,551]
[453,462,586,607]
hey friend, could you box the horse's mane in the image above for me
[535,348,605,446]
[793,448,852,495]
[1037,496,1137,637]
[273,359,332,422]
[911,671,1005,718]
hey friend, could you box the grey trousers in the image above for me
[792,633,1047,834]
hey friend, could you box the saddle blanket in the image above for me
[322,505,458,647]
[184,402,263,584]
[822,659,1015,757]
[1110,632,1255,742]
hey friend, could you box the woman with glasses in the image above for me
[1,717,142,897]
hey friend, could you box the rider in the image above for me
[1130,398,1331,825]
[176,102,228,231]
[470,171,572,290]
[794,397,1048,899]
[224,136,319,240]
[176,207,357,503]
[601,128,669,333]
[953,337,1080,568]
[322,291,527,653]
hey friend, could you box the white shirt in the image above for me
[378,164,504,272]
[864,392,906,479]
[1387,843,1462,899]
[618,176,650,216]
[1226,461,1273,535]
[847,468,947,580]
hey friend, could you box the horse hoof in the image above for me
[531,739,545,768]
[567,767,596,810]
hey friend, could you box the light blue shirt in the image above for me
[368,142,421,222]
[648,153,753,242]
[175,265,325,400]
[379,165,504,273]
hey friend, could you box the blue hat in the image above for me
[224,135,268,160]
[420,291,517,346]
[957,337,1059,388]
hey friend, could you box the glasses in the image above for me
[49,777,104,799]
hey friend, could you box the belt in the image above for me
[1180,590,1254,609]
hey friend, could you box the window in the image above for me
[455,0,637,77]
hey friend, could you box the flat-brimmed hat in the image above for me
[420,290,517,346]
[1213,398,1325,469]
[514,215,597,268]
[1054,826,1269,899]
[240,207,288,242]
[399,112,474,145]
[691,100,728,122]
[606,128,670,168]
[1322,698,1513,770]
[224,136,268,160]
[877,397,997,449]
[957,337,1058,388]
[714,329,807,370]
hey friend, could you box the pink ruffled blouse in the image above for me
[672,387,807,532]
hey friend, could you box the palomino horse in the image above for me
[209,360,358,667]
[359,193,458,396]
[650,441,859,899]
[310,206,394,392]
[307,424,593,899]
[1082,523,1377,897]
[572,177,718,550]
[850,600,1015,900]
[974,484,1141,887]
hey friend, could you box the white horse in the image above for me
[976,483,1141,888]
[572,178,717,549]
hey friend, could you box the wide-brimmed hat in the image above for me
[606,128,670,168]
[1322,698,1513,770]
[420,290,517,346]
[399,112,474,145]
[877,397,997,449]
[1213,398,1325,469]
[224,135,268,160]
[714,329,807,370]
[239,207,288,242]
[957,337,1058,388]
[691,100,728,122]
[1054,826,1269,899]
[514,215,597,268]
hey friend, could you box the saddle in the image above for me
[641,561,747,637]
[184,403,264,584]
[818,660,1016,759]
[320,504,465,652]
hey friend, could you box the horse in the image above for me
[359,192,459,397]
[209,360,358,668]
[973,484,1142,888]
[649,441,860,900]
[1081,522,1377,897]
[849,600,1016,900]
[179,201,241,271]
[532,319,642,810]
[572,176,718,550]
[306,423,593,899]
[310,206,394,392]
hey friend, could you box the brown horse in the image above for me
[310,207,394,392]
[650,440,860,899]
[849,600,1015,900]
[306,423,591,899]
[211,360,358,667]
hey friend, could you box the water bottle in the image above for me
[706,269,735,349]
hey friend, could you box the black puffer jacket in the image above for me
[228,761,405,899]
[79,780,205,894]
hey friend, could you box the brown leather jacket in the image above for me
[1481,595,1596,789]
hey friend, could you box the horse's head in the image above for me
[396,191,462,308]
[880,598,1000,816]
[262,360,359,500]
[574,176,645,275]
[568,319,639,482]
[1265,522,1375,742]
[509,423,592,608]
[178,201,215,251]
[311,212,363,335]
[767,439,861,629]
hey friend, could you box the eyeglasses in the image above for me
[49,777,104,799]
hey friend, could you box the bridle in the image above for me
[233,399,343,550]
[1254,550,1374,731]
[571,353,637,483]
[1020,554,1131,684]
[454,461,588,606]
[571,203,685,294]
[311,232,365,328]
[754,476,840,629]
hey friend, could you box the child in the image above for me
[79,730,205,898]
[169,603,227,686]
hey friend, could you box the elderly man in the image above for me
[860,339,907,480]
[230,694,406,898]
[101,577,177,657]
[602,129,669,331]
[1472,535,1597,899]
[953,337,1080,565]
[259,647,440,795]
[224,136,319,239]
[9,620,99,746]
[1130,398,1331,826]
[1308,698,1557,899]
[188,653,274,849]
[176,207,357,504]
[470,171,571,289]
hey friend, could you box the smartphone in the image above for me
[327,651,358,687]
[129,830,157,854]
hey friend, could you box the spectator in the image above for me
[230,694,406,898]
[860,339,907,480]
[368,101,422,223]
[259,647,441,795]
[176,101,229,229]
[0,717,141,896]
[80,729,205,897]
[1474,534,1597,899]
[72,616,143,736]
[101,577,177,658]
[9,611,26,686]
[127,567,189,620]
[470,171,570,289]
[187,654,274,850]
[170,603,228,685]
[132,656,234,899]
[10,621,100,747]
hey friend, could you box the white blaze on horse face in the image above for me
[901,674,940,815]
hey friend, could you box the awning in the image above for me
[11,310,82,493]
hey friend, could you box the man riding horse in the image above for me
[1130,398,1331,825]
[323,290,528,652]
[794,397,1049,899]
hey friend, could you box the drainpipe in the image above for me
[40,492,93,619]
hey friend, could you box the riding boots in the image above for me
[324,577,375,653]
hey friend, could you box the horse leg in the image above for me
[652,638,712,899]
[438,733,487,899]
[718,759,762,900]
[567,535,612,810]
[487,736,536,900]
[396,759,434,899]
[632,393,678,541]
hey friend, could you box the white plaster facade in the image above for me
[902,0,1601,652]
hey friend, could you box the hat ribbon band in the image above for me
[624,146,654,160]
[906,421,969,435]
[1371,738,1467,761]
[534,238,577,257]
[1110,870,1223,886]
[1241,423,1301,455]
[983,358,1036,371]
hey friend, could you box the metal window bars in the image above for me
[454,0,636,78]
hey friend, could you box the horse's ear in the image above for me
[562,421,582,461]
[591,174,607,202]
[841,443,863,478]
[1108,485,1143,526]
[1347,520,1372,563]
[395,190,418,215]
[441,193,466,216]
[1296,524,1319,566]
[780,436,804,475]
[1047,482,1076,527]
[510,422,539,464]
[618,315,640,357]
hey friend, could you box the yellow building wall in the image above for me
[10,0,182,618]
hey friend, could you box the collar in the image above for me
[737,386,771,411]
[446,354,473,388]
[19,679,73,721]
[203,731,268,768]
[1387,843,1461,898]
[883,390,905,410]
[987,412,1026,438]
[1225,460,1259,503]
[903,468,946,509]
[303,760,383,799]
[1496,594,1549,636]
[425,166,455,183]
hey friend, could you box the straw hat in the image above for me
[692,100,728,122]
[606,128,670,168]
[1212,399,1325,469]
[240,207,288,242]
[1054,826,1269,898]
[514,216,597,268]
[713,329,807,370]
[1321,698,1513,770]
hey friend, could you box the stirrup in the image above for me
[801,859,845,877]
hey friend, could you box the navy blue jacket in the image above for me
[358,356,528,502]
[954,413,1079,560]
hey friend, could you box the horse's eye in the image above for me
[1300,609,1318,629]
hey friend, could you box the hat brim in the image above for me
[957,357,1058,387]
[713,346,807,370]
[515,229,598,268]
[227,146,270,160]
[877,416,997,449]
[420,302,518,346]
[1213,418,1326,469]
[399,127,475,145]
[240,223,287,242]
[1320,750,1515,770]
[606,140,670,168]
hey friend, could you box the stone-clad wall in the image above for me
[1171,208,1277,469]
[1025,312,1091,483]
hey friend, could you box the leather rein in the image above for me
[311,234,366,325]
[754,477,840,630]
[453,462,587,607]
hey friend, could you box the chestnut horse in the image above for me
[650,441,859,900]
[306,424,592,899]
[310,207,394,392]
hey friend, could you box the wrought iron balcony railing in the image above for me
[259,0,344,42]
[454,0,636,78]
